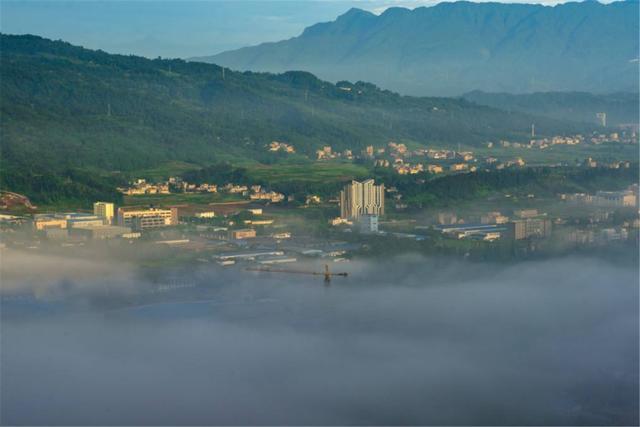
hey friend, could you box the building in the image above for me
[513,209,541,219]
[93,202,115,225]
[481,212,509,225]
[194,211,216,219]
[70,225,133,240]
[358,214,379,234]
[67,215,104,228]
[229,228,256,240]
[44,228,69,241]
[437,212,458,225]
[594,191,637,207]
[433,223,507,241]
[257,256,297,265]
[449,163,468,172]
[117,207,177,230]
[215,250,282,261]
[599,228,628,242]
[33,216,67,230]
[512,217,552,240]
[340,179,384,219]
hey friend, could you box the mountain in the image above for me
[199,1,640,96]
[0,34,592,204]
[463,91,640,126]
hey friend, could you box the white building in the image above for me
[117,207,177,230]
[340,179,384,219]
[93,202,115,225]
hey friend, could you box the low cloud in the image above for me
[1,252,638,425]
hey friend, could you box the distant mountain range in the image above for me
[463,91,639,126]
[197,1,640,96]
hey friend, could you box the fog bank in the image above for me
[1,253,638,425]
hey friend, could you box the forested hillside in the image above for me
[1,34,592,204]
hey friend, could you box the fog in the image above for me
[1,250,638,425]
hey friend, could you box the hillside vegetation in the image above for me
[0,34,592,205]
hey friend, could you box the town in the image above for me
[1,168,638,269]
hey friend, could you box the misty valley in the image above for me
[1,252,638,425]
[1,0,639,425]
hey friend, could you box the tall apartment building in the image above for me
[117,207,177,230]
[93,202,115,225]
[340,179,384,219]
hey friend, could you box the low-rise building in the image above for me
[117,207,177,230]
[229,228,256,240]
[33,216,67,230]
[427,164,443,174]
[70,225,133,240]
[433,223,507,241]
[257,256,297,265]
[599,228,628,242]
[595,191,637,207]
[358,214,379,234]
[195,211,216,219]
[449,163,468,172]
[481,212,510,225]
[67,216,105,228]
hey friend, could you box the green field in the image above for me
[123,192,245,207]
[248,162,370,184]
[129,161,202,181]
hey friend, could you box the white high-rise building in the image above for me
[93,202,115,225]
[340,179,384,219]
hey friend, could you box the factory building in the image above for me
[70,225,133,240]
[67,215,105,228]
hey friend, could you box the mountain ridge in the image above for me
[197,1,640,96]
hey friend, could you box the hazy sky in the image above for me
[0,0,617,58]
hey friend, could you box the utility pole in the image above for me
[107,103,111,117]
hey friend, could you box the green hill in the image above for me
[0,34,593,205]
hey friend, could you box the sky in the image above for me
[0,0,616,58]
